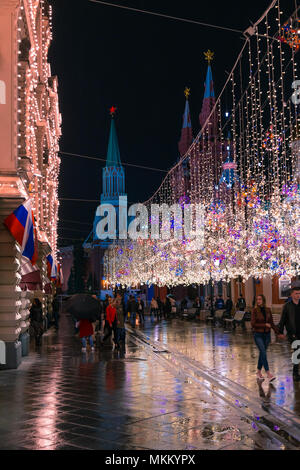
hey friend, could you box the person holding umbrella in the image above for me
[77,318,94,353]
[65,294,101,352]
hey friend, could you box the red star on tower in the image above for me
[109,106,117,117]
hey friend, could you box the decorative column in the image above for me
[0,0,27,369]
[263,275,273,308]
[231,279,236,305]
[245,278,254,310]
[0,196,24,369]
[19,289,33,357]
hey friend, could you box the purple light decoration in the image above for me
[179,194,190,209]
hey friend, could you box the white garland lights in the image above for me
[104,1,300,288]
[17,0,61,264]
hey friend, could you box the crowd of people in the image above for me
[28,285,300,383]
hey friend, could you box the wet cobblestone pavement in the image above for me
[1,313,300,450]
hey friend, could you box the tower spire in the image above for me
[106,107,121,168]
[178,87,193,157]
[101,107,125,202]
[199,50,217,134]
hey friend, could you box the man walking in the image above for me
[137,296,145,325]
[115,297,126,352]
[277,286,300,381]
[127,295,138,327]
[236,294,246,311]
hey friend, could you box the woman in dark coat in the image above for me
[251,294,279,382]
[30,298,44,346]
[164,297,172,319]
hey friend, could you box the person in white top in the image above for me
[150,298,159,320]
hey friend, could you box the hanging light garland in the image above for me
[17,0,61,266]
[104,1,300,288]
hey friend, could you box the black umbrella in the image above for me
[65,294,101,321]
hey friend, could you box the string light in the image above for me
[17,0,61,270]
[104,1,300,288]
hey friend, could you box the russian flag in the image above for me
[46,255,57,280]
[4,200,38,265]
[46,255,53,279]
[52,264,57,281]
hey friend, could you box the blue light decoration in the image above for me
[271,260,279,271]
[175,266,183,277]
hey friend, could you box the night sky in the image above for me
[48,0,294,246]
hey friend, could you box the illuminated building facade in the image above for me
[0,0,61,369]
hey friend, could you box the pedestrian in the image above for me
[115,292,126,321]
[193,297,201,317]
[103,294,110,314]
[77,318,95,352]
[204,296,211,311]
[102,297,117,345]
[236,294,246,311]
[52,293,60,331]
[115,297,126,352]
[181,297,188,312]
[277,286,300,381]
[137,296,145,324]
[92,295,102,328]
[91,295,102,347]
[222,296,233,325]
[164,296,172,319]
[127,295,138,327]
[169,296,177,317]
[29,298,44,347]
[251,294,279,382]
[150,297,159,321]
[225,296,233,315]
[215,295,225,310]
[156,297,163,320]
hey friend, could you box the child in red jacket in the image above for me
[77,319,94,352]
